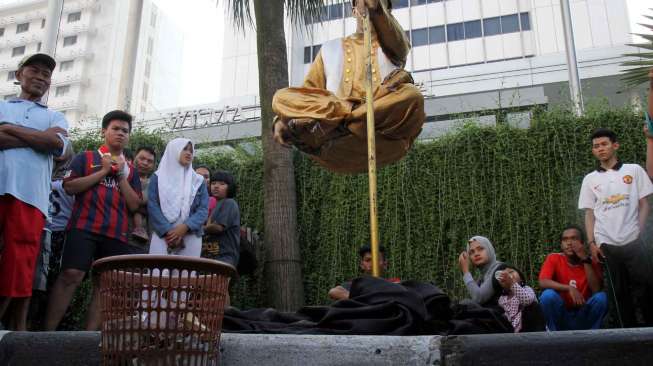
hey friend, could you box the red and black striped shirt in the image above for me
[64,151,141,243]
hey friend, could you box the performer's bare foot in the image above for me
[273,117,292,148]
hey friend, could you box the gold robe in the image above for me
[272,3,425,174]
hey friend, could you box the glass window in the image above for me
[446,22,464,42]
[16,23,29,34]
[145,60,151,77]
[344,2,353,17]
[304,46,311,64]
[411,28,429,47]
[7,70,15,81]
[41,19,45,28]
[55,85,70,97]
[520,12,531,31]
[501,14,519,33]
[68,11,81,23]
[410,0,427,6]
[320,6,329,22]
[0,28,4,37]
[142,83,149,101]
[429,25,445,44]
[394,0,409,8]
[483,16,501,36]
[303,13,312,25]
[12,46,25,57]
[464,20,482,39]
[329,3,343,20]
[63,35,77,47]
[37,42,41,52]
[312,44,322,60]
[147,38,154,55]
[428,0,444,3]
[60,60,74,72]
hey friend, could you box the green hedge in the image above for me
[68,106,649,313]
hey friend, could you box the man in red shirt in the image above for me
[538,225,607,330]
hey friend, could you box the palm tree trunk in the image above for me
[253,0,305,311]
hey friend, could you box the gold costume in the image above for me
[272,3,425,174]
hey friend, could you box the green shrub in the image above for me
[67,106,649,322]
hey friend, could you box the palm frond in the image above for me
[219,0,254,32]
[218,1,344,33]
[621,8,653,88]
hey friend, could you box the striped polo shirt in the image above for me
[65,151,141,243]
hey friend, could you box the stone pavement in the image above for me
[1,328,653,365]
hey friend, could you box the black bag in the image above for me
[520,302,547,332]
[237,228,258,275]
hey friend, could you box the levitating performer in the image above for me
[272,0,425,174]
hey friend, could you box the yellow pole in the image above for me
[362,8,381,278]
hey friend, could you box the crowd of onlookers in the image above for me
[0,53,242,331]
[3,53,653,334]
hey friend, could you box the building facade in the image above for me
[0,0,182,128]
[216,0,650,140]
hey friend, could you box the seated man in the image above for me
[272,0,425,174]
[538,225,608,330]
[328,244,399,300]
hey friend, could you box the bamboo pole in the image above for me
[362,7,381,278]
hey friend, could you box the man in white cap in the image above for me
[0,53,69,330]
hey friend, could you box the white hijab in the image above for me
[155,138,204,224]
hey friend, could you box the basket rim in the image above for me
[92,254,237,277]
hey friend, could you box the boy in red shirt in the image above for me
[538,225,607,330]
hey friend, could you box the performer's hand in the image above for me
[355,0,365,15]
[363,0,379,10]
[273,119,292,148]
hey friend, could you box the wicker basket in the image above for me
[93,254,236,365]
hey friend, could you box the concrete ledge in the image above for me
[440,328,653,366]
[0,331,101,366]
[0,332,442,366]
[2,329,653,365]
[220,334,441,366]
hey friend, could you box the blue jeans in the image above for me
[539,289,608,330]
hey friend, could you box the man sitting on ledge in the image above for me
[328,244,400,301]
[272,0,425,174]
[538,225,607,330]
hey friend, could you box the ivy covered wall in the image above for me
[69,106,649,312]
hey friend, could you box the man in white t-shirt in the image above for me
[579,128,653,327]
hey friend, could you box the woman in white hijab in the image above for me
[147,138,208,256]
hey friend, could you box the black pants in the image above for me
[602,239,653,327]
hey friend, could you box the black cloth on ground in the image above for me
[223,276,513,335]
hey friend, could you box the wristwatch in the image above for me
[581,256,592,265]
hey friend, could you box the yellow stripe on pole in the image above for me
[363,8,381,278]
